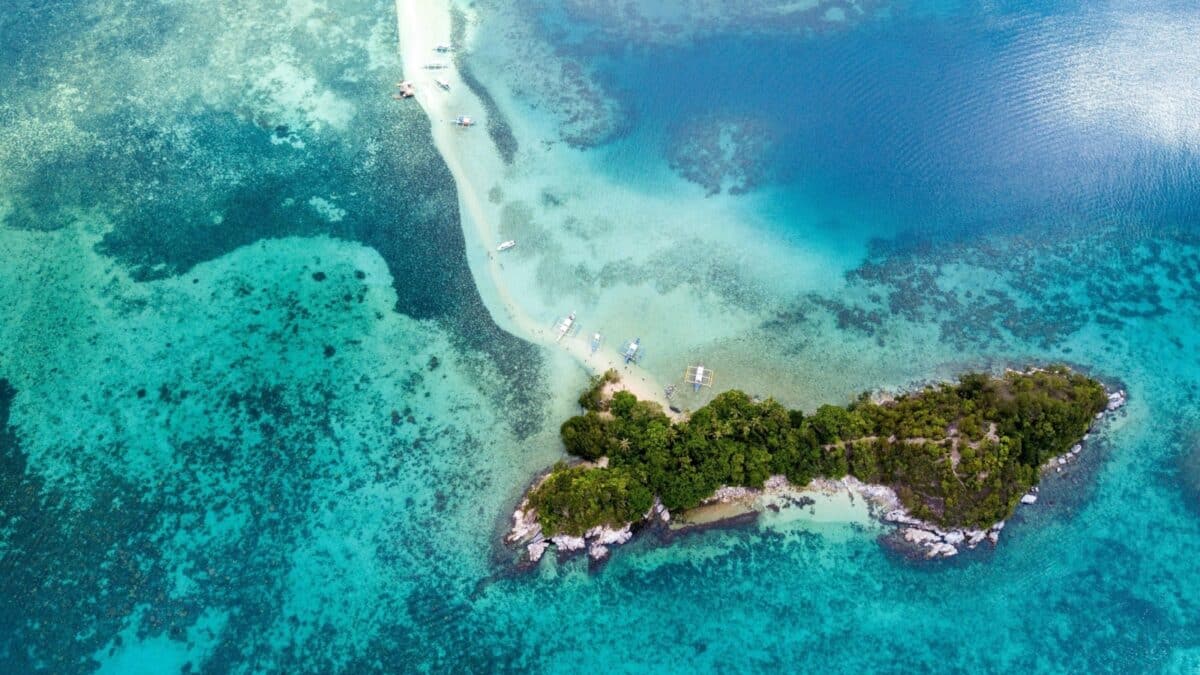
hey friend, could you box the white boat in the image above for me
[555,312,577,343]
[435,78,450,91]
[454,115,475,127]
[434,44,453,53]
[622,338,642,364]
[590,333,602,354]
[497,240,516,252]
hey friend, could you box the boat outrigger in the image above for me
[620,338,643,364]
[684,363,715,393]
[590,332,602,354]
[554,312,579,343]
[454,115,475,127]
[497,240,516,252]
[435,78,450,91]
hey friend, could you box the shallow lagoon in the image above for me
[1,0,1200,672]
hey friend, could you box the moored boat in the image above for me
[555,312,577,343]
[497,240,516,252]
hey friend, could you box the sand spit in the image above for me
[394,0,678,414]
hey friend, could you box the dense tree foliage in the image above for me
[528,463,654,537]
[532,367,1107,534]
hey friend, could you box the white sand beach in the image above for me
[394,0,681,416]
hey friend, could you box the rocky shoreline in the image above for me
[505,383,1128,566]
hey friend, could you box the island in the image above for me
[507,366,1127,562]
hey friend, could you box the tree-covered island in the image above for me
[512,366,1119,562]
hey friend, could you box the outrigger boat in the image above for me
[454,115,475,127]
[590,332,602,354]
[497,240,516,252]
[621,338,643,364]
[685,363,715,393]
[424,62,449,70]
[555,312,578,343]
[434,44,453,53]
[435,78,450,91]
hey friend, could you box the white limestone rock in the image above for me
[527,541,548,563]
[885,510,925,526]
[1021,493,1038,505]
[1106,391,1126,411]
[551,534,586,552]
[943,530,965,545]
[585,523,633,546]
[506,504,542,544]
[926,542,959,558]
[903,528,940,544]
[588,542,609,561]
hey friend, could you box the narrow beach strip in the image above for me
[393,0,677,414]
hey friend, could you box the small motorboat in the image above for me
[435,78,450,91]
[590,332,602,354]
[435,44,453,53]
[454,115,475,127]
[395,81,415,98]
[497,240,516,252]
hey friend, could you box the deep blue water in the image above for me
[594,9,1200,243]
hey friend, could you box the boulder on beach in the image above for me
[1021,494,1038,505]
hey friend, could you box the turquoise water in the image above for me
[2,0,1200,672]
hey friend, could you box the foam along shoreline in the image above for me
[393,0,678,415]
[505,384,1129,565]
